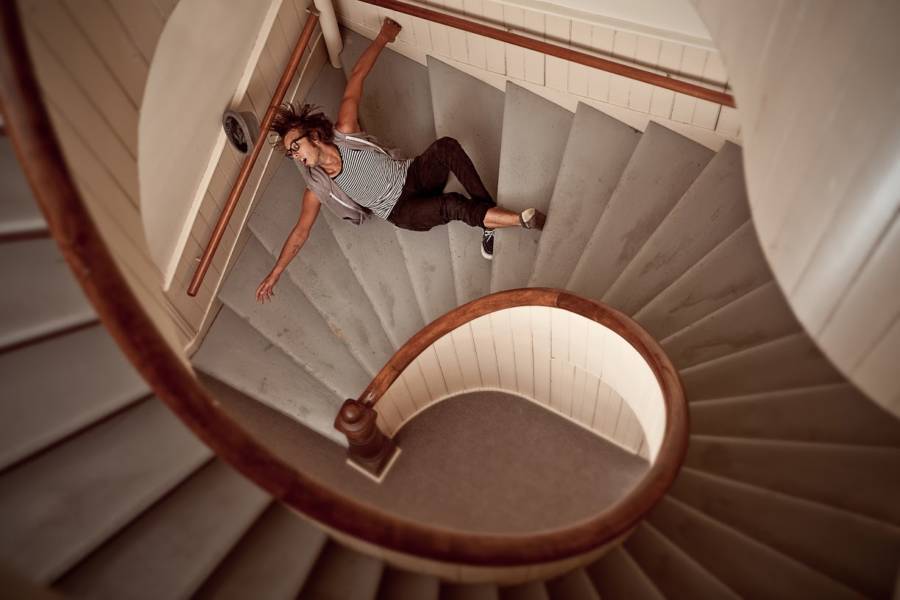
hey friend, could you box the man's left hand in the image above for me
[378,17,401,43]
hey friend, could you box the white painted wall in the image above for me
[139,0,280,287]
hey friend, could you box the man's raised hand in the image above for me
[378,17,401,43]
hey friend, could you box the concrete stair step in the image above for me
[0,324,148,470]
[530,102,641,289]
[297,540,383,600]
[498,581,549,600]
[568,122,714,302]
[660,280,801,369]
[0,239,94,350]
[56,459,269,600]
[491,83,572,293]
[546,568,600,600]
[0,137,46,237]
[0,398,212,582]
[649,495,860,599]
[670,466,900,598]
[586,547,664,600]
[686,435,900,526]
[690,383,900,445]
[441,582,500,600]
[219,235,370,400]
[192,306,344,445]
[427,56,504,305]
[195,503,328,600]
[375,567,439,600]
[625,522,740,599]
[633,221,774,340]
[340,30,455,325]
[604,141,749,315]
[248,157,394,376]
[679,332,845,401]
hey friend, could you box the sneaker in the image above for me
[481,228,495,260]
[520,208,546,230]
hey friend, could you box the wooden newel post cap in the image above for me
[334,399,396,477]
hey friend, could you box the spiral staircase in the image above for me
[2,18,899,600]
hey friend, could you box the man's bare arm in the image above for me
[256,189,321,303]
[335,18,401,133]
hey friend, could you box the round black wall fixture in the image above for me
[223,110,259,154]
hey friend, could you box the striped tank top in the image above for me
[333,141,412,220]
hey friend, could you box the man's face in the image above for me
[284,128,318,167]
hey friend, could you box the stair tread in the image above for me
[427,56,503,305]
[341,29,455,325]
[491,82,572,293]
[661,280,801,369]
[376,567,439,600]
[195,503,328,600]
[649,495,861,599]
[690,383,900,445]
[604,141,749,315]
[686,435,900,526]
[0,137,46,236]
[625,522,740,600]
[0,239,94,350]
[219,235,371,399]
[530,102,641,289]
[546,568,600,600]
[297,540,383,600]
[0,324,148,470]
[670,466,900,598]
[248,159,394,377]
[499,581,549,600]
[57,460,269,600]
[192,306,345,445]
[633,221,772,340]
[0,399,212,582]
[586,547,664,600]
[569,122,714,302]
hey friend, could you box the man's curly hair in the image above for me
[269,103,334,146]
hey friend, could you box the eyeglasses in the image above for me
[285,135,306,158]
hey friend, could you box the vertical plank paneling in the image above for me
[417,346,449,401]
[579,372,601,426]
[377,386,401,433]
[531,306,552,405]
[470,315,500,387]
[629,35,659,113]
[522,10,545,84]
[608,31,636,106]
[427,0,452,57]
[571,366,587,422]
[613,402,643,452]
[585,322,605,378]
[401,361,432,411]
[490,310,517,391]
[593,380,621,438]
[434,333,465,395]
[509,306,534,398]
[588,26,614,102]
[391,374,418,420]
[463,0,487,70]
[568,20,591,97]
[544,15,569,92]
[482,0,506,74]
[568,312,589,369]
[671,46,707,123]
[443,0,469,61]
[503,5,525,80]
[550,358,575,416]
[451,323,482,389]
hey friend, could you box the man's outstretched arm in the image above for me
[256,189,321,303]
[335,18,401,133]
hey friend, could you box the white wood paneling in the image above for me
[373,306,662,459]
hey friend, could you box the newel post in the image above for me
[334,399,396,476]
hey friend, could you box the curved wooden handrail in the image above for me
[361,0,735,108]
[0,3,687,567]
[186,10,319,297]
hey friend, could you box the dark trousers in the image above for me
[387,137,495,231]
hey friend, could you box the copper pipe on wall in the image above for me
[362,0,735,108]
[187,10,320,297]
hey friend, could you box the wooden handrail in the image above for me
[186,10,320,297]
[1,2,687,568]
[362,0,735,108]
